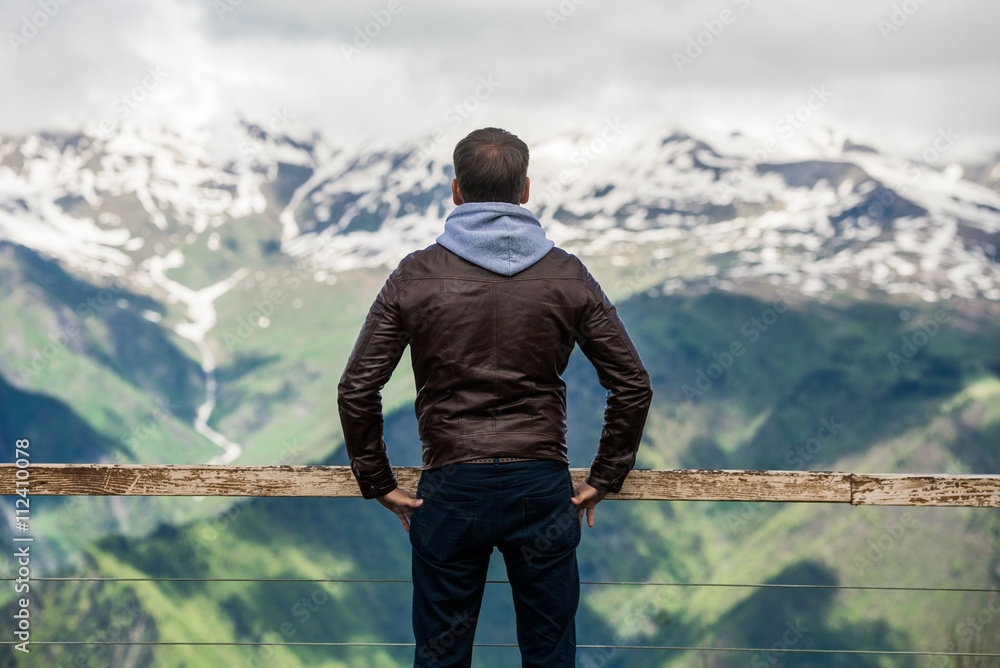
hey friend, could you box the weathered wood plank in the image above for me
[0,465,845,502]
[593,469,853,502]
[1,465,997,506]
[0,465,359,497]
[852,474,1000,507]
[401,468,852,502]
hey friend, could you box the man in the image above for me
[338,127,652,667]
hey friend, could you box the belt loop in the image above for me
[493,456,499,466]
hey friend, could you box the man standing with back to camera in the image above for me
[338,127,653,667]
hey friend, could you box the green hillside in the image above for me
[0,242,230,570]
[2,289,998,667]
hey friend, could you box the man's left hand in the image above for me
[377,488,423,532]
[571,482,607,528]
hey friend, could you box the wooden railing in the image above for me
[3,464,1000,660]
[2,465,999,506]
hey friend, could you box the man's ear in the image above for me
[452,179,464,206]
[518,177,530,205]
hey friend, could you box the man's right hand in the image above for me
[571,482,607,528]
[377,488,423,532]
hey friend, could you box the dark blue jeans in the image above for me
[409,459,581,668]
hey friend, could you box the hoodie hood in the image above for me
[437,202,554,276]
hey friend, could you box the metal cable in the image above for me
[8,578,996,656]
[6,577,998,594]
[0,641,996,657]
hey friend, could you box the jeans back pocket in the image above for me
[520,490,581,565]
[410,497,479,563]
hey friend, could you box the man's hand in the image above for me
[377,488,423,532]
[571,482,607,528]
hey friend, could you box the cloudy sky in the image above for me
[1,0,998,161]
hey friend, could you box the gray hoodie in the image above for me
[436,202,554,276]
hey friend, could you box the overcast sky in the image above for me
[1,0,998,161]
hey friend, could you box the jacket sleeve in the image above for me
[576,272,654,493]
[337,266,408,499]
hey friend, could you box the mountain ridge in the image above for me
[2,120,998,298]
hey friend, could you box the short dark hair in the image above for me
[452,128,529,204]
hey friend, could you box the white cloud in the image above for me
[1,0,997,160]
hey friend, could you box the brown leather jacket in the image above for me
[337,243,653,499]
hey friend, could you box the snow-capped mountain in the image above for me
[1,119,999,306]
